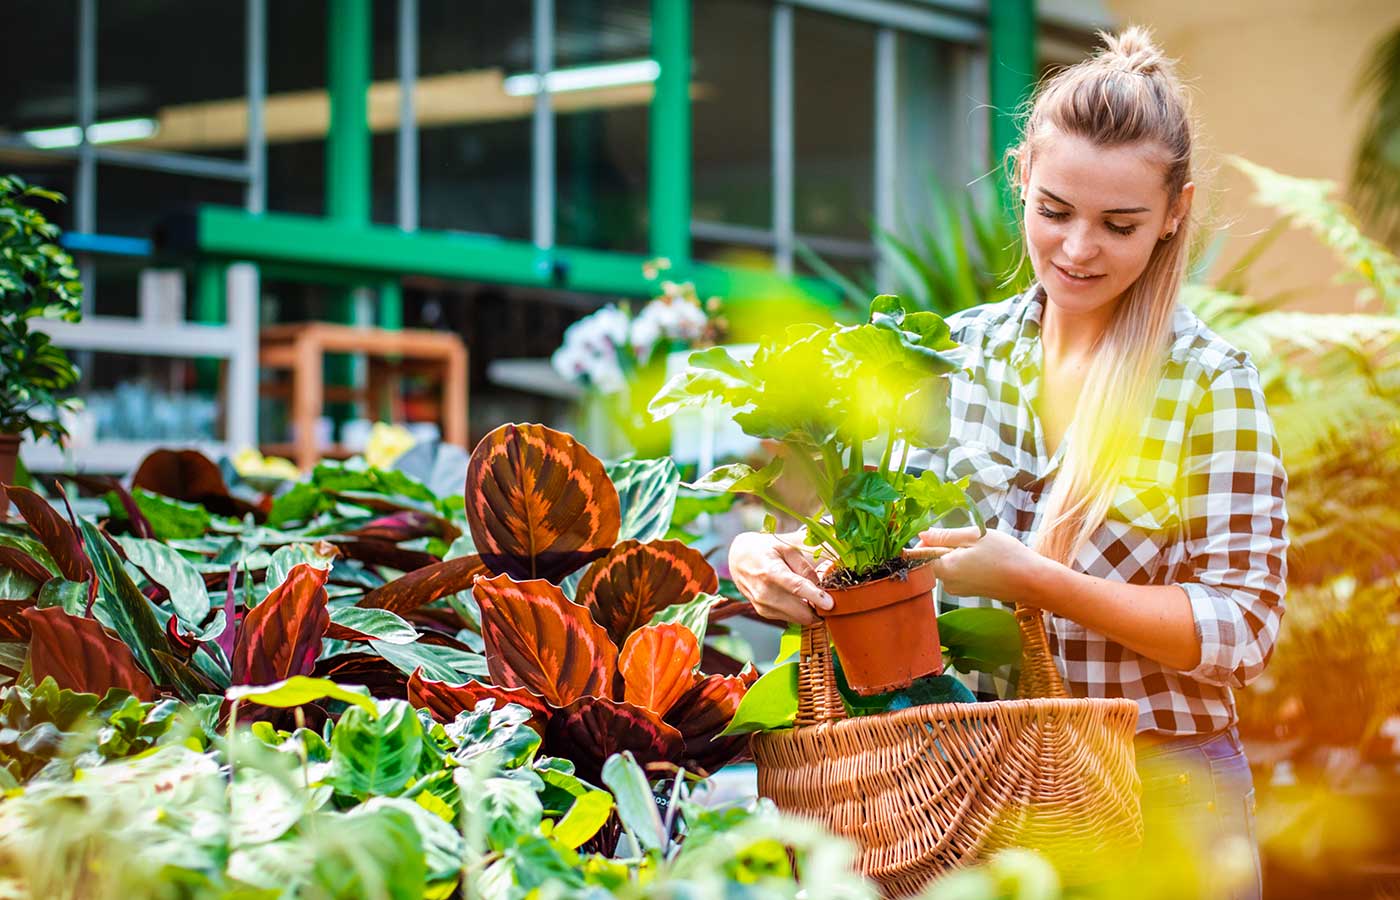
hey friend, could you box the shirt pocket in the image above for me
[1087,478,1182,582]
[1106,478,1181,533]
[944,442,1021,527]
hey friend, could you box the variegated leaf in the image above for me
[23,606,157,701]
[544,696,684,784]
[406,667,550,733]
[576,540,718,647]
[231,563,330,686]
[618,623,701,717]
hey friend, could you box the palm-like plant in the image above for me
[1349,26,1400,247]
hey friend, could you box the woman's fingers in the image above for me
[728,531,830,624]
[918,526,982,548]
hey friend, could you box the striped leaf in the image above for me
[7,486,94,585]
[543,696,684,785]
[22,606,157,701]
[231,563,330,687]
[473,572,617,708]
[619,623,700,717]
[664,670,757,775]
[357,554,490,616]
[465,423,619,582]
[406,668,550,733]
[575,540,718,648]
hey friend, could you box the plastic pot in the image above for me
[819,561,942,694]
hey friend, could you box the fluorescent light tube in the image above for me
[503,59,661,97]
[21,117,159,149]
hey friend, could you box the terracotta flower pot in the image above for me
[0,433,19,522]
[819,561,942,694]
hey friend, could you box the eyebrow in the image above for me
[1039,188,1150,215]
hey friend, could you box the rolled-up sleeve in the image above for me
[1177,362,1288,688]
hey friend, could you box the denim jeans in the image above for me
[1135,727,1263,900]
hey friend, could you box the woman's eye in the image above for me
[1036,206,1068,221]
[1106,222,1137,236]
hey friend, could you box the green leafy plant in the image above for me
[0,176,83,441]
[651,294,981,581]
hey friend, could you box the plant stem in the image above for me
[758,492,848,558]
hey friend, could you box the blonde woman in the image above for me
[729,27,1284,899]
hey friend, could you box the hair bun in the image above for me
[1098,25,1169,77]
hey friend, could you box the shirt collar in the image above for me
[986,282,1047,367]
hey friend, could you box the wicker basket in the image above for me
[751,606,1142,897]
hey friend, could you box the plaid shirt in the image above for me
[909,283,1288,736]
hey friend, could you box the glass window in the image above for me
[0,0,77,135]
[793,8,875,242]
[554,0,650,252]
[893,33,979,240]
[415,0,531,238]
[692,0,771,232]
[265,0,327,217]
[96,165,243,239]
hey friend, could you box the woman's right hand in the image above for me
[728,530,834,625]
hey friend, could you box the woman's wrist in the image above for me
[1011,552,1074,612]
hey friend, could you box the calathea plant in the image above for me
[650,295,990,694]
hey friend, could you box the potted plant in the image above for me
[650,294,982,694]
[0,176,83,516]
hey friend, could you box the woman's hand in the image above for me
[728,530,834,625]
[916,526,1048,605]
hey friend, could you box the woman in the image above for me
[729,27,1284,900]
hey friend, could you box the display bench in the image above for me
[21,264,260,474]
[258,322,468,471]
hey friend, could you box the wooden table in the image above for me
[258,323,468,471]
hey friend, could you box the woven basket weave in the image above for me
[751,605,1142,897]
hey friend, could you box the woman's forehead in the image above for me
[1029,132,1169,210]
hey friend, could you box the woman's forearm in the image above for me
[1014,556,1202,673]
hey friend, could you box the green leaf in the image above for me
[551,789,614,849]
[131,489,211,540]
[775,623,802,664]
[647,592,721,647]
[607,457,681,543]
[329,607,418,644]
[75,516,175,687]
[0,567,39,600]
[601,752,666,852]
[113,536,211,627]
[937,607,1021,672]
[35,576,87,614]
[372,639,488,683]
[686,456,784,496]
[226,676,378,715]
[266,542,338,590]
[719,661,798,736]
[328,699,426,798]
[669,486,738,529]
[479,774,545,852]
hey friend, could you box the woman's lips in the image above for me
[1053,262,1105,285]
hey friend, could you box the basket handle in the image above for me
[1014,605,1069,699]
[795,621,847,725]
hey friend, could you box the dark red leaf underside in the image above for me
[473,571,617,708]
[333,537,440,573]
[312,653,409,698]
[407,668,550,733]
[231,563,330,686]
[6,486,95,585]
[465,423,620,583]
[132,448,259,519]
[345,509,461,543]
[663,670,756,776]
[575,539,719,648]
[0,599,34,640]
[357,554,490,615]
[544,695,685,784]
[618,623,701,717]
[22,606,157,701]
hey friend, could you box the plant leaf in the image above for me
[575,540,717,649]
[938,606,1021,672]
[21,606,157,700]
[6,486,94,584]
[327,699,425,798]
[326,607,418,644]
[133,448,257,518]
[664,671,755,774]
[647,592,722,648]
[473,572,617,707]
[0,544,58,584]
[75,517,174,685]
[551,789,613,849]
[607,458,681,543]
[357,555,491,616]
[225,675,378,715]
[618,624,700,717]
[543,696,684,785]
[465,423,620,582]
[601,752,666,852]
[719,661,798,736]
[113,536,211,627]
[406,668,550,732]
[231,563,331,686]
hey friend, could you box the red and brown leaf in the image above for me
[474,571,617,708]
[0,599,34,641]
[619,623,701,717]
[663,671,755,776]
[64,473,155,539]
[133,448,259,519]
[313,653,409,698]
[544,695,685,784]
[465,423,619,583]
[22,606,157,701]
[6,486,95,585]
[407,668,550,732]
[333,537,439,573]
[357,554,490,615]
[575,540,718,647]
[231,563,330,686]
[345,509,460,543]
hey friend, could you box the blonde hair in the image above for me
[1008,26,1196,567]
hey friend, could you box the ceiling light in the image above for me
[21,117,159,149]
[502,59,661,97]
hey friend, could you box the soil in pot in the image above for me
[819,559,942,695]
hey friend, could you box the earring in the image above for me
[1161,230,1176,241]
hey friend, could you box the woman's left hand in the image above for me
[916,527,1047,605]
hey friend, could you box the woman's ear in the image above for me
[1167,181,1195,234]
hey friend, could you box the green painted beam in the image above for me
[988,0,1036,216]
[378,278,403,331]
[649,0,691,266]
[191,205,839,312]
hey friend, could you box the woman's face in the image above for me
[1021,130,1193,318]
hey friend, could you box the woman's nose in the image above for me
[1061,223,1099,262]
